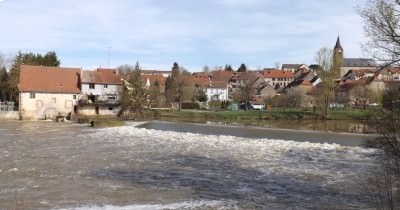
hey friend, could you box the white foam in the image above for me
[54,200,237,210]
[88,125,379,184]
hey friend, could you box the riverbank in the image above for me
[38,108,392,133]
[147,109,378,133]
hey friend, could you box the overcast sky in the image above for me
[0,0,368,71]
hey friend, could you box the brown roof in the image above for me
[260,69,294,78]
[193,77,209,87]
[81,68,122,85]
[19,65,81,94]
[141,70,171,76]
[210,70,232,82]
[209,80,228,89]
[142,75,166,86]
[282,64,302,69]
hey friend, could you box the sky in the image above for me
[0,0,369,71]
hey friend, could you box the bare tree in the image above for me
[165,63,195,111]
[358,0,400,65]
[233,71,258,111]
[203,65,210,73]
[357,2,400,208]
[274,61,281,70]
[314,47,333,72]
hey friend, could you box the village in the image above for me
[0,36,400,121]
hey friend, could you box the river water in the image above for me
[0,121,379,209]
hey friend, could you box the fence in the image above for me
[0,101,15,111]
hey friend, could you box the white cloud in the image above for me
[0,0,369,70]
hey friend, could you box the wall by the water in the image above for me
[0,111,19,120]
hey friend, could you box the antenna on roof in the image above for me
[107,46,111,68]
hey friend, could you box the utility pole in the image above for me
[107,46,111,68]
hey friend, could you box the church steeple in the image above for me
[334,36,343,52]
[332,35,344,77]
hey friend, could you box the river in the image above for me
[0,121,379,209]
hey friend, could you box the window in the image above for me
[73,95,77,100]
[30,92,35,99]
[89,83,95,89]
[108,107,113,111]
[104,84,108,88]
[52,98,56,104]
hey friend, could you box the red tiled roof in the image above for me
[388,68,400,73]
[141,70,171,76]
[261,70,294,78]
[193,77,209,87]
[210,70,232,82]
[19,65,81,94]
[209,80,228,89]
[81,68,122,85]
[142,75,166,86]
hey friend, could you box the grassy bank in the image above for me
[75,115,126,128]
[74,108,393,131]
[150,108,380,122]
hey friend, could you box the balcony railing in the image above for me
[78,94,121,106]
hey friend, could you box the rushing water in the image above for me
[0,121,379,209]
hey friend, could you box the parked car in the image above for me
[251,104,265,110]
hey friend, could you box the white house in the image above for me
[259,69,294,88]
[18,65,81,120]
[206,81,229,102]
[78,68,123,116]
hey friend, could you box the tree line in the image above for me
[0,51,60,103]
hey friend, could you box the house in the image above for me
[192,72,212,80]
[336,79,369,107]
[193,77,229,102]
[78,68,122,116]
[258,69,294,88]
[206,80,229,101]
[380,68,400,81]
[289,69,321,88]
[255,83,277,99]
[18,65,80,120]
[141,70,171,78]
[339,58,377,77]
[281,64,308,73]
[342,69,378,81]
[142,74,167,93]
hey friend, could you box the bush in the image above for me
[182,102,200,110]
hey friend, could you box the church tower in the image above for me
[332,36,344,77]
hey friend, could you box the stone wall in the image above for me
[0,111,19,120]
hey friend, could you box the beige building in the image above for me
[19,65,81,120]
[78,68,123,116]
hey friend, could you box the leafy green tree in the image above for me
[121,62,147,119]
[224,65,233,72]
[41,51,61,67]
[237,63,247,72]
[8,51,61,103]
[0,67,9,101]
[196,87,208,102]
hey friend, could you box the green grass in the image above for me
[151,108,385,122]
[90,120,126,128]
